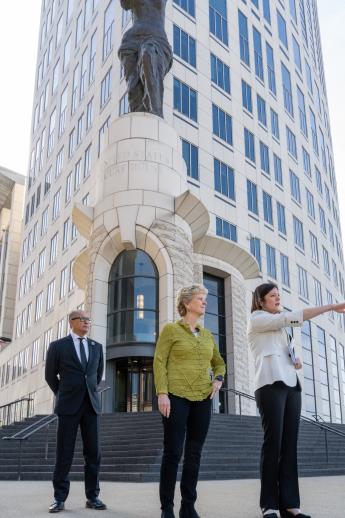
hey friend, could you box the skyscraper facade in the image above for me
[1,0,345,423]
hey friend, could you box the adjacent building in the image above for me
[1,0,345,423]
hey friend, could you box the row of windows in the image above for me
[249,237,345,316]
[1,302,82,389]
[16,262,76,340]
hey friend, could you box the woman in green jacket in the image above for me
[153,284,226,518]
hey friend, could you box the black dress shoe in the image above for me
[263,514,279,518]
[280,511,311,518]
[179,502,201,518]
[86,498,107,510]
[161,506,175,518]
[49,501,64,513]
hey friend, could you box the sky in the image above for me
[0,0,344,230]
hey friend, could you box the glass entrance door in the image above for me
[115,357,154,412]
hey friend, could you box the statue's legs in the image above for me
[122,51,146,113]
[138,41,165,118]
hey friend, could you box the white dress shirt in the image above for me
[70,331,89,362]
[247,309,304,391]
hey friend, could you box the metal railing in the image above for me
[0,395,34,428]
[220,387,256,416]
[2,386,111,480]
[220,387,345,464]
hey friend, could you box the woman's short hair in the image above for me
[176,284,208,317]
[251,282,278,313]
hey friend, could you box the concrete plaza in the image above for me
[0,477,343,517]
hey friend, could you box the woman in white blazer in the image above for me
[247,282,345,518]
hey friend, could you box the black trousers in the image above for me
[159,394,212,510]
[255,381,302,511]
[53,395,101,502]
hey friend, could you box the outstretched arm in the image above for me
[303,301,345,321]
[120,0,132,10]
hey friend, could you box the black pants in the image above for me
[53,395,101,502]
[159,394,212,510]
[255,381,301,511]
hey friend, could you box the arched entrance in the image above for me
[107,249,158,412]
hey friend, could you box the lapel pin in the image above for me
[91,341,95,345]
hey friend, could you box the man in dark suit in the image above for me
[45,310,106,513]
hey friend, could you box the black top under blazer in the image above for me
[45,335,104,415]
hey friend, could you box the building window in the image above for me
[32,339,41,367]
[263,0,271,23]
[241,80,252,112]
[315,167,323,195]
[263,191,273,225]
[244,128,255,162]
[203,272,227,413]
[86,97,94,130]
[63,218,70,250]
[310,232,319,263]
[63,35,71,72]
[47,108,56,156]
[216,217,237,242]
[319,205,327,234]
[281,63,293,117]
[50,233,58,264]
[52,189,61,220]
[290,170,301,203]
[277,202,286,235]
[280,253,290,286]
[270,108,279,140]
[247,179,258,215]
[293,216,304,250]
[103,0,115,60]
[253,27,264,81]
[212,104,232,145]
[75,11,83,47]
[301,321,316,417]
[98,117,110,156]
[58,87,68,137]
[306,189,315,219]
[286,126,297,159]
[173,0,195,17]
[322,246,330,275]
[173,25,196,67]
[100,67,112,108]
[74,159,82,191]
[292,35,302,72]
[250,237,261,270]
[305,60,313,95]
[214,158,235,201]
[89,30,97,84]
[60,267,68,299]
[257,95,267,127]
[314,278,323,305]
[266,42,276,95]
[47,278,56,311]
[38,248,46,278]
[35,291,44,322]
[107,250,158,345]
[260,142,270,175]
[119,93,129,116]
[182,139,199,180]
[273,154,283,186]
[211,53,230,94]
[173,78,197,122]
[317,326,331,421]
[84,144,92,178]
[69,259,76,292]
[56,147,64,178]
[71,64,79,114]
[41,207,49,236]
[209,0,228,45]
[277,10,288,49]
[309,108,319,155]
[297,265,309,299]
[80,48,88,100]
[266,244,277,279]
[238,10,250,66]
[302,148,311,178]
[297,87,307,136]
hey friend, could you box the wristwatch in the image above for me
[215,375,224,382]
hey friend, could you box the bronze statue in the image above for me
[118,0,173,118]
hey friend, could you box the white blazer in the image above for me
[247,309,304,392]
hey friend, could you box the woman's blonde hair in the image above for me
[176,284,208,317]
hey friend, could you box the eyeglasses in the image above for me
[71,317,91,323]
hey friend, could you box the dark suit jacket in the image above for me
[45,335,104,415]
